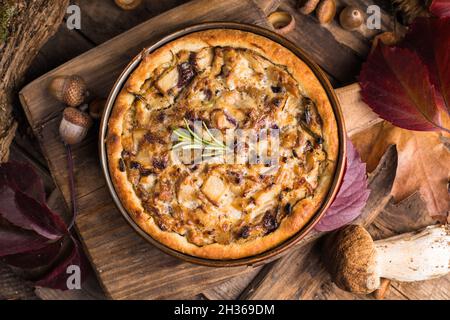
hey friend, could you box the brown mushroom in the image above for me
[322,224,450,294]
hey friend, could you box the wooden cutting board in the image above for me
[19,0,380,299]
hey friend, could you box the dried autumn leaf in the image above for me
[0,161,88,290]
[351,121,450,220]
[402,17,450,115]
[0,185,65,240]
[35,236,88,290]
[0,162,46,203]
[315,140,370,231]
[430,0,450,17]
[360,44,449,132]
[0,226,50,257]
[1,239,63,269]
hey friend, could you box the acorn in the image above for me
[88,98,107,120]
[298,0,320,15]
[268,11,296,35]
[370,32,401,54]
[339,6,364,31]
[316,0,336,25]
[114,0,142,10]
[59,107,93,145]
[48,75,87,107]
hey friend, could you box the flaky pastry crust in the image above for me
[107,29,339,260]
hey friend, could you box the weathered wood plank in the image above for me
[20,0,269,129]
[19,0,272,300]
[277,0,394,84]
[72,0,191,45]
[202,267,262,300]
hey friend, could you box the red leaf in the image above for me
[402,18,450,115]
[35,236,88,290]
[360,45,448,132]
[0,162,46,203]
[315,140,370,231]
[0,227,50,257]
[1,239,63,269]
[430,0,450,17]
[0,185,65,240]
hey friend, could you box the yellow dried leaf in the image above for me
[351,121,450,220]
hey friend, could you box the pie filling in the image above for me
[116,45,328,247]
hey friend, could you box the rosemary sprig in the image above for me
[172,118,228,156]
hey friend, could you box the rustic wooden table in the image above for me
[2,0,449,300]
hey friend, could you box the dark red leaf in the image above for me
[35,236,88,290]
[1,238,63,269]
[0,227,49,257]
[0,185,65,239]
[430,0,450,17]
[402,17,450,115]
[315,140,370,232]
[360,44,447,132]
[0,162,46,203]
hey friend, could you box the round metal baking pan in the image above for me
[99,22,347,267]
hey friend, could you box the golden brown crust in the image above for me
[107,29,339,260]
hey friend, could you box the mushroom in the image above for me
[48,75,87,107]
[59,107,93,145]
[322,224,450,294]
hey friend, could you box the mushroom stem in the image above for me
[322,224,450,294]
[374,225,450,282]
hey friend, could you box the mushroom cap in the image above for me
[322,224,380,294]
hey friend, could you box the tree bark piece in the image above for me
[0,0,68,162]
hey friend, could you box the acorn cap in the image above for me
[322,225,379,294]
[339,6,364,31]
[89,98,107,120]
[298,0,320,15]
[316,0,336,24]
[63,107,92,128]
[49,75,87,107]
[268,11,296,35]
[115,0,142,10]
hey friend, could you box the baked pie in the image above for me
[107,29,339,259]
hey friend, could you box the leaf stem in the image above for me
[65,144,77,231]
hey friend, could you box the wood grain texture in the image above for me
[0,0,69,162]
[19,0,271,300]
[17,0,447,300]
[275,0,394,84]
